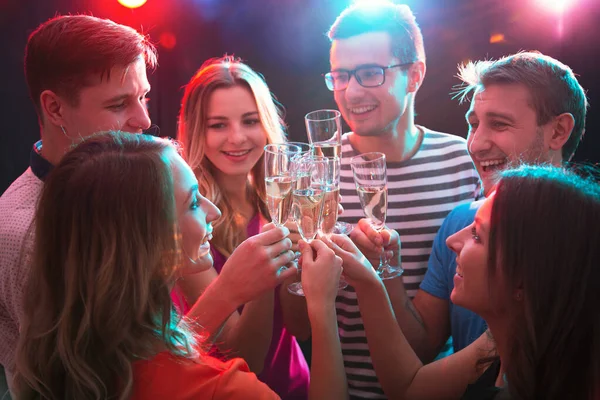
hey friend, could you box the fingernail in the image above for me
[281,226,290,236]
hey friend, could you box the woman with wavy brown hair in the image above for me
[176,55,310,399]
[316,164,600,399]
[12,132,312,399]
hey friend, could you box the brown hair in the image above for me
[15,132,196,400]
[456,52,588,161]
[489,164,600,399]
[178,55,287,257]
[327,1,425,64]
[25,15,157,121]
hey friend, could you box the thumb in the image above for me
[299,239,314,263]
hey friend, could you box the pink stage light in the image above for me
[535,0,577,14]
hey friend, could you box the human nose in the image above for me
[468,127,491,155]
[202,197,222,223]
[125,101,152,133]
[228,124,247,145]
[446,225,468,256]
[343,72,366,102]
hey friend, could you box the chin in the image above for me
[182,254,213,275]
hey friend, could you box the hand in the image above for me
[322,234,380,289]
[219,225,297,306]
[349,219,401,268]
[299,239,343,306]
[283,218,302,253]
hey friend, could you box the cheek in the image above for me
[179,214,206,252]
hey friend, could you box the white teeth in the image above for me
[224,150,251,156]
[480,159,506,167]
[350,105,376,114]
[200,233,213,245]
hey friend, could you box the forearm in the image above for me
[384,278,431,362]
[184,278,240,340]
[307,303,348,400]
[355,279,423,399]
[279,278,311,341]
[219,291,275,374]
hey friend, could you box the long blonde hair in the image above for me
[178,55,287,257]
[15,132,197,400]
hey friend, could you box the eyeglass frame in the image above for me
[323,62,415,91]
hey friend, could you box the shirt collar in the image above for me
[30,140,54,181]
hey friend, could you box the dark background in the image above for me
[1,0,599,193]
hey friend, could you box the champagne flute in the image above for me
[350,152,404,280]
[264,143,301,227]
[287,156,326,296]
[305,109,353,235]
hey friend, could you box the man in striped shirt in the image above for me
[324,2,479,398]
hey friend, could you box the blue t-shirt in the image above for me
[420,201,488,353]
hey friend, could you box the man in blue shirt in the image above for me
[353,51,589,363]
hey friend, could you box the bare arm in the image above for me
[178,271,274,374]
[327,235,494,399]
[350,219,451,362]
[301,240,348,400]
[179,225,297,374]
[279,275,311,341]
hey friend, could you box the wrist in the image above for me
[209,277,242,312]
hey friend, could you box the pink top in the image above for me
[172,215,309,400]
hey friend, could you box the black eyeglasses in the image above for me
[324,63,414,91]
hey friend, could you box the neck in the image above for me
[39,125,75,166]
[485,316,511,380]
[214,170,253,215]
[349,107,422,162]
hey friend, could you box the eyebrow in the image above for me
[331,63,384,72]
[474,215,488,233]
[207,111,259,120]
[102,86,152,105]
[466,110,516,124]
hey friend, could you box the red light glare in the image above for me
[117,0,147,9]
[159,32,177,50]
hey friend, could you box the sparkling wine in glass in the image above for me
[287,156,326,296]
[264,143,301,226]
[305,109,352,235]
[351,152,403,280]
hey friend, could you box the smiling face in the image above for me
[466,84,555,195]
[59,58,152,137]
[330,31,415,137]
[169,149,222,274]
[202,85,268,179]
[447,194,506,317]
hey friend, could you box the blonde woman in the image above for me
[176,56,310,399]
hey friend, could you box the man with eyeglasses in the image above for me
[324,2,479,398]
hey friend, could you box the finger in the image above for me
[271,249,296,268]
[349,225,381,254]
[276,263,298,282]
[337,202,344,216]
[253,225,290,245]
[326,234,356,256]
[265,237,293,258]
[299,239,315,263]
[357,219,383,247]
[261,222,276,233]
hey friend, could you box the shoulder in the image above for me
[132,353,278,399]
[440,201,483,233]
[0,170,41,271]
[420,127,468,146]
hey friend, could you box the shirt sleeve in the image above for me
[419,216,453,300]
